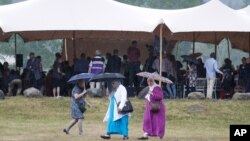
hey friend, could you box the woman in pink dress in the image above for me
[138,77,166,140]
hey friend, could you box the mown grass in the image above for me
[0,96,250,141]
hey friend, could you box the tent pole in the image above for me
[227,38,230,59]
[193,32,195,54]
[175,41,179,58]
[159,24,163,86]
[249,32,250,57]
[73,31,76,59]
[14,33,17,70]
[64,38,68,61]
[214,32,217,59]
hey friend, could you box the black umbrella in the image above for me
[181,55,198,64]
[89,73,125,82]
[67,73,94,84]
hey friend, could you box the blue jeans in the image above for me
[166,84,176,99]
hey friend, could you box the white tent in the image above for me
[158,0,250,53]
[162,0,250,33]
[0,0,163,41]
[238,5,250,16]
[228,5,250,53]
[1,0,250,42]
[1,0,250,76]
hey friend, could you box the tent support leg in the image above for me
[175,41,179,58]
[227,38,230,59]
[249,32,250,57]
[73,31,76,59]
[159,24,163,86]
[64,38,68,61]
[15,33,17,71]
[214,32,217,59]
[193,32,195,54]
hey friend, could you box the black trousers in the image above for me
[127,62,140,88]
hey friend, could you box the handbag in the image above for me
[115,98,133,114]
[149,101,161,113]
[78,103,86,113]
[79,106,86,113]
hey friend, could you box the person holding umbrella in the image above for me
[63,74,92,135]
[137,77,166,140]
[186,62,197,95]
[100,80,130,140]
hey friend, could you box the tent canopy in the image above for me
[0,0,250,52]
[159,0,250,52]
[161,0,250,33]
[0,0,163,41]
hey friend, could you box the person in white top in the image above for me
[204,53,223,99]
[101,80,130,140]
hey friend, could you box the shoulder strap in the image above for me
[113,96,118,105]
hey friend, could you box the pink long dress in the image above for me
[142,86,166,139]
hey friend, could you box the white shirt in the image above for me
[103,84,130,122]
[204,58,223,79]
[152,58,169,73]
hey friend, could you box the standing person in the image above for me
[166,54,177,99]
[25,52,36,87]
[101,80,130,140]
[187,62,197,95]
[197,58,206,78]
[63,79,91,135]
[152,53,168,76]
[127,41,141,89]
[0,62,4,91]
[138,78,166,140]
[74,53,89,74]
[2,62,10,93]
[52,56,65,98]
[33,56,43,89]
[121,55,129,86]
[88,50,105,89]
[106,49,122,73]
[245,58,250,92]
[238,57,247,92]
[204,53,223,99]
[152,52,169,98]
[220,58,235,98]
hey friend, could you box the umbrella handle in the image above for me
[83,82,86,90]
[83,83,86,90]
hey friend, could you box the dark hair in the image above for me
[106,52,111,58]
[210,53,216,59]
[224,58,231,65]
[80,53,86,59]
[30,52,35,56]
[113,49,118,55]
[169,54,176,62]
[36,56,41,60]
[123,55,128,60]
[55,52,61,58]
[197,58,203,63]
[132,40,137,45]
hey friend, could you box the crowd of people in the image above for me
[1,40,250,99]
[1,40,250,140]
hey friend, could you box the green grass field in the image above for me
[0,96,250,141]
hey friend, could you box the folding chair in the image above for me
[195,77,207,94]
